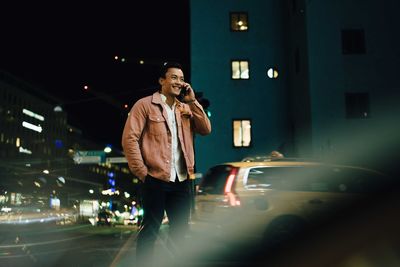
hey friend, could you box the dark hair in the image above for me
[159,61,183,78]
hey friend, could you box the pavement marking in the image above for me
[109,231,138,267]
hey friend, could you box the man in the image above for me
[121,62,211,264]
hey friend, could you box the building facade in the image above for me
[190,0,400,174]
[190,0,292,174]
[0,71,136,212]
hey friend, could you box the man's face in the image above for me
[159,67,185,97]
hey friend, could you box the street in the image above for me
[2,195,400,267]
[0,223,137,267]
[0,221,257,267]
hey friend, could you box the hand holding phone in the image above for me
[179,83,196,103]
[179,85,189,99]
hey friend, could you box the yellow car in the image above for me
[191,156,387,249]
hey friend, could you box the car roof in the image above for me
[222,160,320,168]
[217,160,385,175]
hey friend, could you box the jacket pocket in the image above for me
[148,114,167,135]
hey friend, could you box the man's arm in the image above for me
[187,100,211,135]
[180,82,211,135]
[121,99,148,181]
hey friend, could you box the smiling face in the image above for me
[159,67,185,98]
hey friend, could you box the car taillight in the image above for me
[223,167,241,206]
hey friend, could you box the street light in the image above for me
[267,67,279,79]
[104,145,112,153]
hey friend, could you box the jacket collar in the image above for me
[151,91,183,108]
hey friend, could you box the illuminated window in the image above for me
[233,119,252,147]
[231,60,249,79]
[230,12,248,31]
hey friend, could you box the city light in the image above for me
[101,189,120,196]
[22,108,45,121]
[22,121,42,133]
[54,105,63,112]
[19,146,32,154]
[267,67,279,79]
[104,145,112,153]
[57,177,66,184]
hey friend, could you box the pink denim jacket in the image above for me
[122,92,211,182]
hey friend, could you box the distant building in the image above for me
[190,0,400,173]
[0,71,136,211]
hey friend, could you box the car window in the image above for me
[325,167,388,193]
[200,165,235,194]
[245,166,387,193]
[245,166,321,191]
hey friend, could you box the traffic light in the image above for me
[108,172,116,190]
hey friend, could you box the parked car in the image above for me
[96,210,114,226]
[190,156,388,250]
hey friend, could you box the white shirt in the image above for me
[161,94,188,182]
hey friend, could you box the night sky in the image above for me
[0,1,190,149]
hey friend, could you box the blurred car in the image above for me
[190,155,388,249]
[96,210,114,226]
[117,211,138,226]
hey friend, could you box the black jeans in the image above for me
[136,175,190,265]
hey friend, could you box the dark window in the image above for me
[290,0,297,15]
[342,29,366,54]
[345,92,370,119]
[295,47,300,74]
[230,12,248,31]
[331,168,388,193]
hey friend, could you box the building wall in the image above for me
[305,0,400,162]
[284,0,313,157]
[190,0,291,173]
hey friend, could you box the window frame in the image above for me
[341,29,366,55]
[231,59,250,80]
[230,12,249,32]
[232,118,252,148]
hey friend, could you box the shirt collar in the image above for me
[160,93,176,107]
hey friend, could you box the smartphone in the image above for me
[179,86,189,100]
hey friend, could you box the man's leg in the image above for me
[136,176,165,265]
[165,179,191,258]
